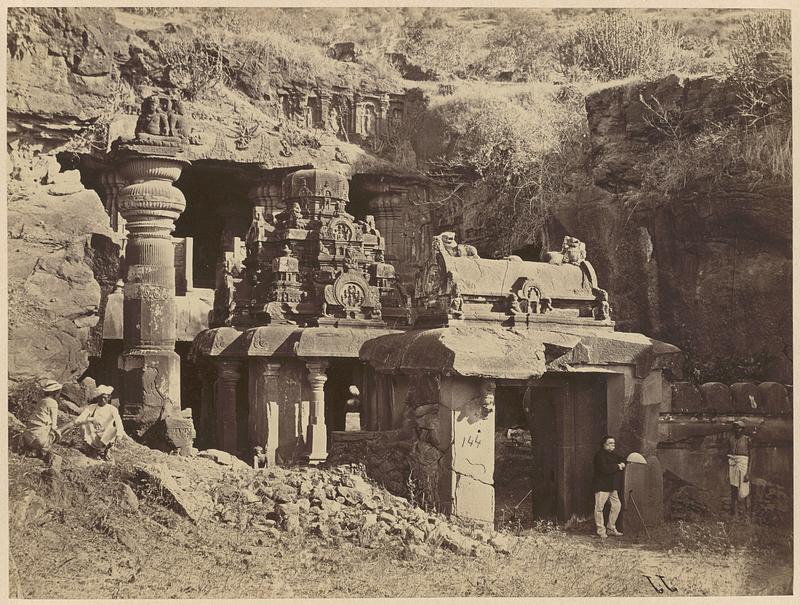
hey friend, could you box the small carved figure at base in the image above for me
[540,297,553,313]
[508,293,524,315]
[253,446,268,469]
[592,288,612,321]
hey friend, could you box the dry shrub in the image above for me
[426,84,587,253]
[726,11,791,126]
[556,11,685,81]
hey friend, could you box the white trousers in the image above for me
[594,490,621,532]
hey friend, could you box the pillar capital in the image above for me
[251,358,281,377]
[216,358,245,380]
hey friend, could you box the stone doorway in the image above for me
[323,358,364,434]
[494,375,609,526]
[493,385,535,529]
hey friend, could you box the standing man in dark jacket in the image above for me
[593,435,625,538]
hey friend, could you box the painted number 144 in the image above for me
[462,434,481,447]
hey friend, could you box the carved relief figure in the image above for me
[168,99,191,139]
[449,283,464,319]
[135,96,165,137]
[540,297,553,314]
[507,293,524,315]
[545,236,586,265]
[277,201,306,228]
[245,207,272,252]
[469,379,496,420]
[592,288,612,321]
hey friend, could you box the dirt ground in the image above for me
[8,445,793,599]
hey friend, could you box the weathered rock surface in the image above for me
[552,75,791,383]
[7,159,118,386]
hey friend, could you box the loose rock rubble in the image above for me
[139,454,517,557]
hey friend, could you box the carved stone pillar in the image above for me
[214,358,244,455]
[248,178,282,220]
[249,359,281,466]
[305,360,329,465]
[97,169,126,235]
[116,151,188,438]
[369,194,404,264]
[197,361,217,449]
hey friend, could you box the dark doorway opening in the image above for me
[324,358,363,435]
[173,163,253,289]
[494,385,534,529]
[511,243,543,262]
[494,375,609,527]
[79,340,123,401]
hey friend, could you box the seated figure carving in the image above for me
[135,95,165,137]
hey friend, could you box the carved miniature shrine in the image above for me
[359,232,680,527]
[190,168,411,466]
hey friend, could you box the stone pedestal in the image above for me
[214,359,244,455]
[250,359,281,466]
[116,151,188,438]
[305,360,329,465]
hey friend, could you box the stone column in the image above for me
[97,169,126,235]
[116,151,188,438]
[247,178,282,220]
[368,193,404,264]
[214,358,244,455]
[249,359,281,466]
[197,361,217,450]
[305,360,329,465]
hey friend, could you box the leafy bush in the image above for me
[555,11,685,81]
[9,378,43,424]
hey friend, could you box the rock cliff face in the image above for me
[550,75,791,383]
[7,8,792,390]
[6,7,422,390]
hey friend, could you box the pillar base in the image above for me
[119,349,181,438]
[305,424,328,465]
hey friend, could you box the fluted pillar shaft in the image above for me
[305,360,329,465]
[116,154,188,437]
[369,194,404,263]
[249,359,281,465]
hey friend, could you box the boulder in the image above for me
[132,463,212,523]
[10,490,49,528]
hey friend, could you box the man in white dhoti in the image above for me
[60,385,127,462]
[727,420,752,517]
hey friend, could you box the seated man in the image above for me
[21,379,64,465]
[60,385,127,461]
